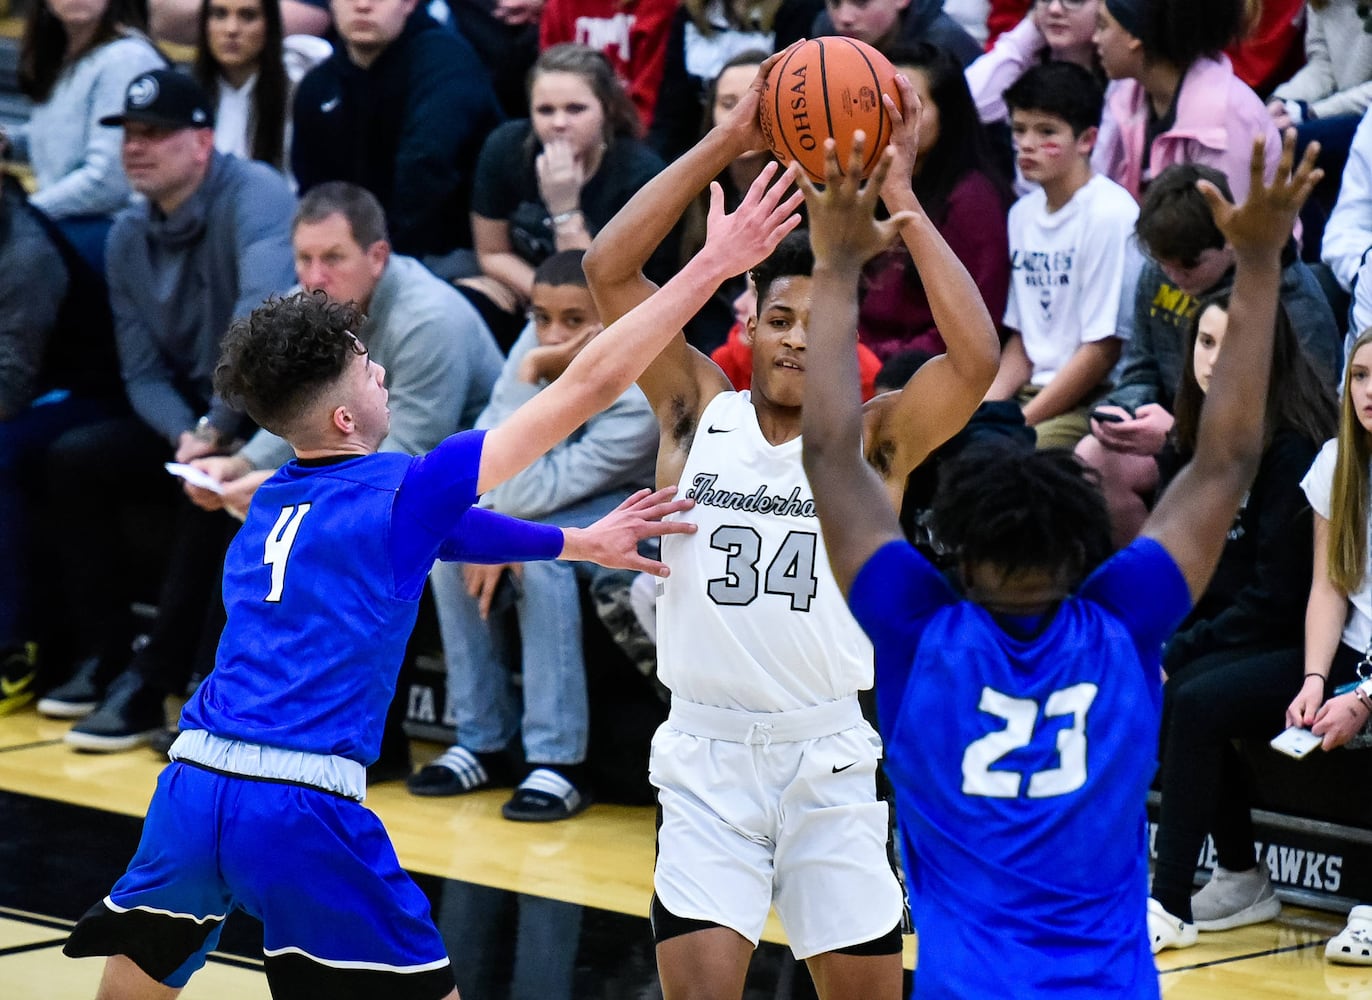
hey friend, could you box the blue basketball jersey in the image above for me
[180,432,491,765]
[849,538,1191,999]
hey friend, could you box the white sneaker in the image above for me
[1191,865,1282,931]
[1328,905,1372,965]
[1149,897,1198,954]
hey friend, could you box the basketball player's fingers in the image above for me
[617,485,687,517]
[765,188,806,229]
[742,160,784,211]
[626,553,674,577]
[821,137,845,190]
[1272,127,1298,187]
[1246,134,1267,200]
[1292,141,1323,204]
[642,515,698,538]
[888,74,922,129]
[754,39,806,90]
[876,211,918,241]
[846,130,869,187]
[707,180,727,229]
[1194,180,1232,229]
[759,162,800,212]
[762,211,804,252]
[633,498,697,525]
[1298,167,1325,206]
[793,161,821,200]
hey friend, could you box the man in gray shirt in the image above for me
[38,70,297,749]
[185,181,504,510]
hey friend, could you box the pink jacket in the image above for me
[1094,55,1282,204]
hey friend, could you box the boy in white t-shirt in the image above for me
[986,61,1140,449]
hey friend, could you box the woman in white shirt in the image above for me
[11,0,165,266]
[190,0,328,170]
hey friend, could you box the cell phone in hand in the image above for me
[1090,409,1128,424]
[1270,725,1322,759]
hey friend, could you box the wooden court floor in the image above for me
[0,706,1361,999]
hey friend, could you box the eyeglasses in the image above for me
[1034,0,1092,10]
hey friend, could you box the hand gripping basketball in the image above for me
[758,37,903,183]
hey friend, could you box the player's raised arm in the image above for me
[865,75,1001,482]
[478,169,802,495]
[583,45,800,413]
[801,138,918,593]
[1144,132,1323,600]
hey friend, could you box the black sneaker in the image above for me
[64,673,166,752]
[36,657,109,719]
[0,643,37,716]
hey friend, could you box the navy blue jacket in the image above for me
[292,10,503,258]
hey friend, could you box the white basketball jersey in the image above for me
[657,392,873,711]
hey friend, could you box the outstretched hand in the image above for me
[1197,129,1322,257]
[700,159,805,279]
[796,134,917,270]
[560,486,697,575]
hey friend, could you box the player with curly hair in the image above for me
[60,151,802,1000]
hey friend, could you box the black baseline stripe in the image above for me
[1159,938,1326,973]
[206,951,266,972]
[0,905,261,973]
[0,906,75,931]
[0,938,68,958]
[0,739,65,754]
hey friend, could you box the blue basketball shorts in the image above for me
[64,762,454,999]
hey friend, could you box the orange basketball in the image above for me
[759,37,902,183]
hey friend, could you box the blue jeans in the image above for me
[430,490,634,765]
[0,392,122,645]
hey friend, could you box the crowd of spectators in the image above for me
[3,0,1372,966]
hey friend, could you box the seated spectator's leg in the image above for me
[504,557,590,821]
[1295,114,1363,262]
[412,561,519,796]
[502,489,637,821]
[1029,404,1093,451]
[65,499,237,752]
[1151,646,1301,929]
[1074,434,1158,548]
[39,415,176,716]
[0,393,120,699]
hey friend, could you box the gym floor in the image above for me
[0,708,1358,999]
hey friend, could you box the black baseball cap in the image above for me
[99,69,215,130]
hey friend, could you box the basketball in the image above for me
[759,37,902,183]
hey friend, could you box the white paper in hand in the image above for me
[165,462,226,495]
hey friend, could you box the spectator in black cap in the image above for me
[35,68,298,753]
